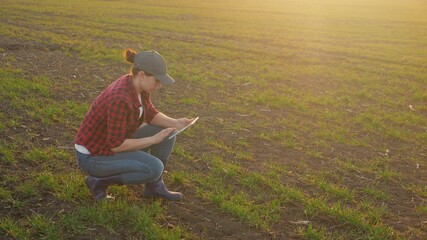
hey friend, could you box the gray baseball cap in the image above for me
[133,50,175,85]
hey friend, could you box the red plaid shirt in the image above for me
[75,74,159,156]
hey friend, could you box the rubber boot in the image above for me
[85,175,123,201]
[143,176,183,201]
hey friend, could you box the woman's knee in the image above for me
[163,134,176,146]
[148,158,164,181]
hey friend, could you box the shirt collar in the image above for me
[126,74,142,108]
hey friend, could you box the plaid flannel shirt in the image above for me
[75,74,159,156]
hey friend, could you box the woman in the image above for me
[75,49,193,201]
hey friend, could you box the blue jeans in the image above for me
[75,124,176,185]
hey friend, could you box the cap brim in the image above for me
[156,74,175,85]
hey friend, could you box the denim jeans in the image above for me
[75,124,176,185]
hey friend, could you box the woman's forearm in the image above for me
[111,137,156,153]
[150,112,177,128]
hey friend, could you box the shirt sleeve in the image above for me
[106,99,130,148]
[143,96,159,123]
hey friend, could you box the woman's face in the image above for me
[137,72,162,93]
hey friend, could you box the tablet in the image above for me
[168,117,199,139]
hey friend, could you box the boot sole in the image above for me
[143,192,183,201]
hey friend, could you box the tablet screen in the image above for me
[168,117,199,139]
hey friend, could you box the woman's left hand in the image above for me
[175,118,196,130]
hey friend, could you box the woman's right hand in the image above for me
[151,127,176,144]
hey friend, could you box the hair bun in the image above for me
[124,49,136,63]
